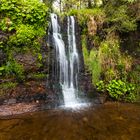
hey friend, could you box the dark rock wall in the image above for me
[49,15,94,95]
[120,21,140,58]
[0,15,95,105]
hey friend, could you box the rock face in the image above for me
[0,31,8,42]
[0,80,58,106]
[14,53,39,73]
[0,50,6,66]
[0,31,8,66]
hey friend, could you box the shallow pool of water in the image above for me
[0,102,140,140]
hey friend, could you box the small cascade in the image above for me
[50,13,69,87]
[50,13,88,108]
[67,16,79,89]
[62,16,80,107]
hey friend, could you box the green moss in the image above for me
[0,82,17,90]
[89,50,101,85]
[82,35,89,66]
[28,72,47,80]
[82,35,101,86]
[66,8,105,34]
[2,60,25,81]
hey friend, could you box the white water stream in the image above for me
[51,14,87,108]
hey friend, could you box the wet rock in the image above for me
[82,117,88,123]
[4,99,17,105]
[99,95,107,104]
[0,31,8,42]
[0,50,6,65]
[0,103,39,117]
[14,53,39,72]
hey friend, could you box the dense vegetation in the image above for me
[0,0,139,102]
[0,0,49,81]
[58,0,139,102]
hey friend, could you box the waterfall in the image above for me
[50,14,69,87]
[50,13,87,108]
[67,16,79,89]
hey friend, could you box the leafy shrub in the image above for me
[104,2,137,32]
[96,80,106,92]
[107,80,135,101]
[0,66,5,76]
[4,61,24,81]
[67,8,105,33]
[8,24,36,47]
[96,79,136,102]
[0,0,49,30]
[0,0,49,49]
[0,0,50,80]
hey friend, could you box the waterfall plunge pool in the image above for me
[0,102,140,140]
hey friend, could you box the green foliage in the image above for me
[0,0,50,81]
[96,80,136,102]
[104,1,137,32]
[96,80,106,92]
[0,0,49,30]
[107,80,126,99]
[83,33,137,102]
[29,73,47,80]
[4,61,24,80]
[98,35,133,82]
[66,0,137,34]
[67,8,105,31]
[82,35,101,86]
[0,0,49,49]
[99,37,121,81]
[82,36,101,85]
[107,80,135,101]
[8,25,36,47]
[89,50,101,84]
[82,35,89,65]
[7,24,45,49]
[0,66,5,76]
[0,41,4,48]
[128,65,140,97]
[0,82,17,90]
[0,61,24,80]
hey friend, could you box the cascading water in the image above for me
[67,16,79,89]
[62,16,80,107]
[50,13,87,108]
